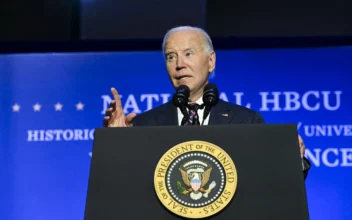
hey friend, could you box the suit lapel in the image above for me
[155,101,179,126]
[208,100,234,125]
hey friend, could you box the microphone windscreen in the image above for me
[176,85,190,94]
[204,83,218,94]
[172,85,190,107]
[203,83,219,106]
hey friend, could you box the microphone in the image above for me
[172,85,190,117]
[202,83,219,124]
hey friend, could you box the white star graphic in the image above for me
[54,102,63,111]
[12,103,20,112]
[33,103,42,112]
[76,102,84,111]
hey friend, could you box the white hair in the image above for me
[162,26,214,56]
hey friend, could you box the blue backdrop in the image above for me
[0,46,351,220]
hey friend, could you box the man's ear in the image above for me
[208,51,216,73]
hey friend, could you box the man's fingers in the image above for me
[104,88,130,127]
[105,107,113,117]
[104,112,136,127]
[110,100,116,111]
[103,116,110,127]
[298,134,303,144]
[126,112,137,122]
[111,88,123,111]
[126,112,137,125]
[300,143,305,158]
[298,134,305,158]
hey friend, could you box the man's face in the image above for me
[164,30,215,100]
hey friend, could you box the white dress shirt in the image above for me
[177,97,210,126]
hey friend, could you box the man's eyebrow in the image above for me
[184,47,195,52]
[165,50,176,54]
[164,47,195,56]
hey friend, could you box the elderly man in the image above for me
[103,26,311,178]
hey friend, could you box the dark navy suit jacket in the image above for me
[132,99,264,126]
[131,99,310,179]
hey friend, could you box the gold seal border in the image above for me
[154,140,238,219]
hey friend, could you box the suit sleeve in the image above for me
[252,112,265,124]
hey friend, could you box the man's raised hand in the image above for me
[103,88,136,127]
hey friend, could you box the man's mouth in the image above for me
[175,75,192,80]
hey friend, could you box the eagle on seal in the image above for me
[178,160,216,200]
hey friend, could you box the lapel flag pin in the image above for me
[222,113,228,117]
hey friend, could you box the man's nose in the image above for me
[176,56,186,70]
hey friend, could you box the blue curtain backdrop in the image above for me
[0,46,351,220]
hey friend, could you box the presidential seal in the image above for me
[154,141,237,219]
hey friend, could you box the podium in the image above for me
[84,124,310,220]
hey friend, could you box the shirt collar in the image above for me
[190,96,203,105]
